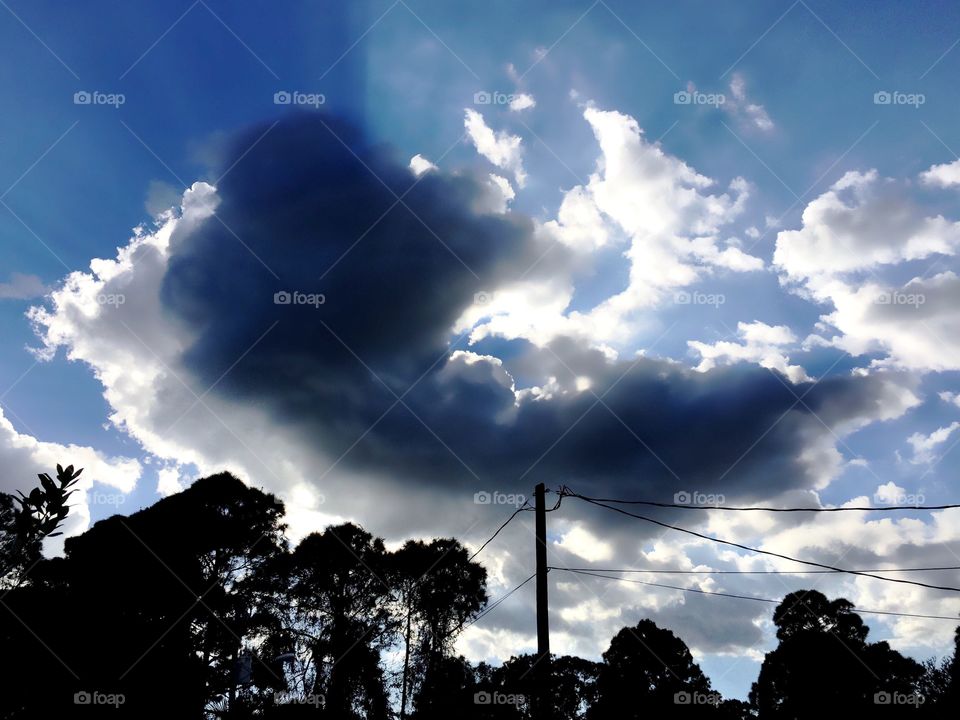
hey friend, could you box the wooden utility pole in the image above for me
[534,483,551,720]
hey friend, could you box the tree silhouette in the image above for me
[0,464,81,586]
[390,538,487,718]
[283,523,393,719]
[4,469,960,719]
[588,619,717,719]
[750,590,924,718]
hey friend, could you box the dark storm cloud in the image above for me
[161,113,909,508]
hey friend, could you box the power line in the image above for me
[464,572,537,629]
[562,490,960,593]
[570,492,960,513]
[555,568,960,622]
[468,491,563,563]
[468,503,532,562]
[550,565,960,575]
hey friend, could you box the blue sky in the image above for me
[3,0,960,701]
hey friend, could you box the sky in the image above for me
[2,0,960,700]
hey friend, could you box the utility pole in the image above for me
[534,483,551,720]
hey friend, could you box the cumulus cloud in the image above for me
[688,321,810,383]
[907,422,960,464]
[775,169,960,371]
[921,158,960,188]
[25,110,951,670]
[469,106,760,351]
[408,153,438,177]
[509,93,536,112]
[464,109,526,186]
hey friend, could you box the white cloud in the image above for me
[921,158,960,188]
[509,93,536,112]
[688,321,810,383]
[775,170,960,372]
[907,422,960,464]
[408,153,438,176]
[156,465,186,496]
[485,173,515,212]
[555,523,613,562]
[466,105,759,352]
[464,109,526,186]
